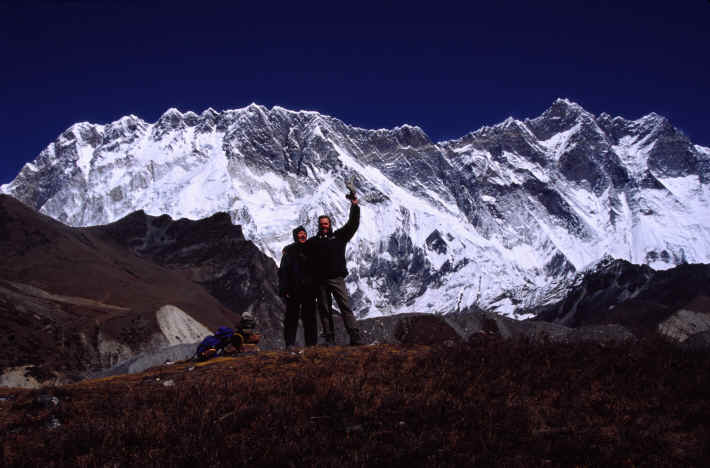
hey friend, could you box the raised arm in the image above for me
[336,201,360,242]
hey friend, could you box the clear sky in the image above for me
[1,1,708,185]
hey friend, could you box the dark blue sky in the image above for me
[2,1,708,185]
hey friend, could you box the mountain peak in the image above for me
[393,123,431,146]
[639,112,669,127]
[200,107,219,118]
[552,97,584,110]
[545,98,593,120]
[160,107,184,118]
[245,102,267,112]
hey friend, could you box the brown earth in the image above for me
[1,337,709,467]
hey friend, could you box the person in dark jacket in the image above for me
[278,226,318,348]
[306,196,363,345]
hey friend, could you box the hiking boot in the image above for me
[349,329,364,346]
[321,333,335,346]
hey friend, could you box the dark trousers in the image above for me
[317,277,358,340]
[284,294,317,347]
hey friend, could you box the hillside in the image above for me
[2,338,708,467]
[0,194,281,383]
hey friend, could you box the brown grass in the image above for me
[1,337,709,467]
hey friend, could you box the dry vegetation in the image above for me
[2,336,709,467]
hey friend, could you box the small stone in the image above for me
[36,394,59,407]
[46,417,62,430]
[188,366,195,372]
[345,424,363,434]
[162,379,175,387]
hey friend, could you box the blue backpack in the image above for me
[214,326,234,344]
[195,327,234,361]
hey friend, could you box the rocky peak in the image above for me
[526,98,596,141]
[392,124,431,147]
[104,115,146,142]
[595,113,631,143]
[630,114,698,177]
[153,108,186,138]
[182,111,200,127]
[160,107,184,119]
[58,122,100,146]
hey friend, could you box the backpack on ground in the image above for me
[195,327,234,361]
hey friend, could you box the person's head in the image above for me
[318,215,331,234]
[292,225,307,243]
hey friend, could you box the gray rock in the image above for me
[658,309,710,342]
[681,330,710,351]
[88,342,197,379]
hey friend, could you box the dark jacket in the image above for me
[278,242,314,297]
[306,204,360,279]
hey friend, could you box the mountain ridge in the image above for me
[3,99,709,318]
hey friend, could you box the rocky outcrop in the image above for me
[658,308,710,343]
[528,258,710,344]
[447,306,635,345]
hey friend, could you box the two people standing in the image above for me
[278,196,362,348]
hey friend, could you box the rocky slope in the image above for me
[528,258,710,342]
[3,100,709,318]
[0,195,282,385]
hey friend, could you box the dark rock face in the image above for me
[425,230,447,255]
[682,330,710,351]
[352,227,435,313]
[445,306,635,345]
[328,299,641,348]
[595,113,629,143]
[393,314,461,345]
[558,143,607,193]
[528,258,710,341]
[523,179,586,236]
[325,312,462,347]
[544,252,576,277]
[646,120,698,177]
[639,171,667,190]
[460,121,548,167]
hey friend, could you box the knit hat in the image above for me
[292,225,306,241]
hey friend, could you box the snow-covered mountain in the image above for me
[3,99,709,318]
